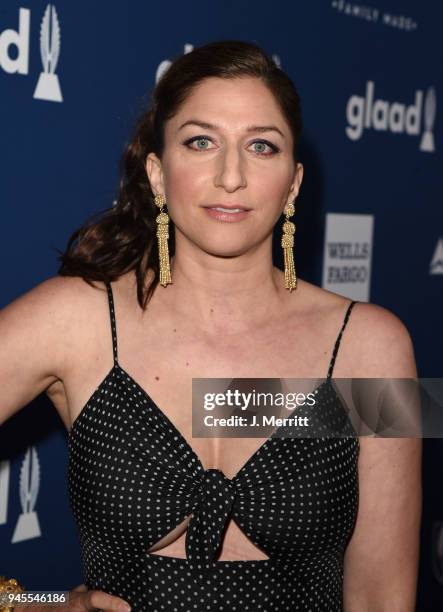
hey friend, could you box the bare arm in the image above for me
[343,304,422,612]
[0,276,72,426]
[1,279,131,609]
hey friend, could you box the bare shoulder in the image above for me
[2,275,88,336]
[295,279,417,378]
[348,299,412,340]
[344,299,416,377]
[6,274,103,305]
[6,274,109,378]
[33,276,110,417]
[0,275,108,426]
[5,275,106,332]
[39,273,109,344]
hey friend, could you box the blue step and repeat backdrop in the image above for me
[0,0,442,609]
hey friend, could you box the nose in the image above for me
[214,144,247,192]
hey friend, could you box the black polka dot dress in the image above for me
[68,283,360,611]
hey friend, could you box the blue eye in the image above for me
[250,140,279,155]
[194,137,211,149]
[182,135,280,155]
[183,136,214,150]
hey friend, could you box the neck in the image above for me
[157,249,290,337]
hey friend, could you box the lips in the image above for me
[204,204,252,211]
[203,207,250,222]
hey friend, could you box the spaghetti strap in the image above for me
[326,300,358,379]
[105,282,119,365]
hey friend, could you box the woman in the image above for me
[0,41,421,611]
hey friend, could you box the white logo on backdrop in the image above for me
[0,5,62,102]
[0,8,29,75]
[12,446,41,542]
[34,4,62,102]
[345,81,436,152]
[0,460,10,525]
[430,238,443,275]
[331,1,418,31]
[420,87,436,152]
[322,213,374,302]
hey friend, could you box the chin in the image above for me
[199,242,251,259]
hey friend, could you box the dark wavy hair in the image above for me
[57,40,303,309]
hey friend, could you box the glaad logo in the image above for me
[34,4,62,102]
[346,81,436,152]
[430,238,443,275]
[0,8,30,75]
[0,4,62,102]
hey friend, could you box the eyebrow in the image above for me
[177,119,285,139]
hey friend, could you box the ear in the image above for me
[285,162,304,209]
[146,152,164,196]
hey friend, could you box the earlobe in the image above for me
[290,163,304,199]
[146,153,164,195]
[296,163,304,188]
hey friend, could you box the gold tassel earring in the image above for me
[154,193,172,286]
[281,200,297,291]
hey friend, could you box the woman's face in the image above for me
[146,76,303,259]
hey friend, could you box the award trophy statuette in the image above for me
[12,447,41,543]
[33,4,63,103]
